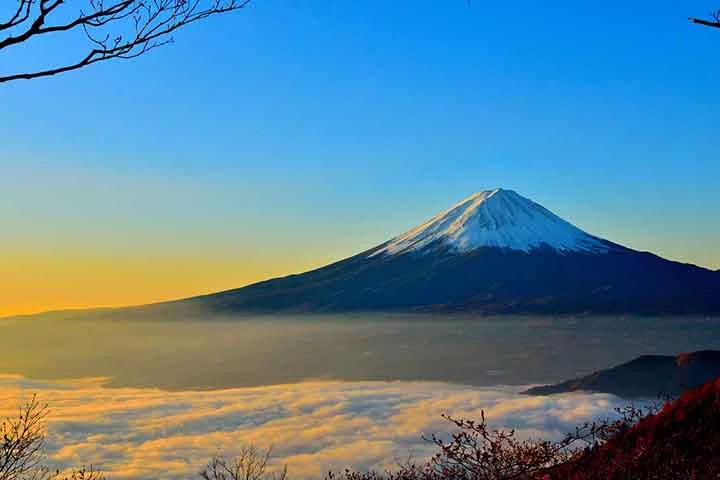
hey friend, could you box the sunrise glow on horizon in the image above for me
[2,1,719,317]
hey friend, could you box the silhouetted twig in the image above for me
[0,0,251,83]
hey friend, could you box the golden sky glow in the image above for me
[0,252,325,317]
[2,163,718,318]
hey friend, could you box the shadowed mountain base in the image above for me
[524,350,720,398]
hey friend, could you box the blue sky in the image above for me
[1,0,719,313]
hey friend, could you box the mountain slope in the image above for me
[524,350,720,398]
[185,189,720,315]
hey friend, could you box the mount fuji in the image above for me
[371,188,613,256]
[185,188,720,315]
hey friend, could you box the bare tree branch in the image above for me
[0,0,251,83]
[200,445,288,480]
[0,395,51,480]
[0,0,34,31]
[0,395,104,480]
[689,10,720,29]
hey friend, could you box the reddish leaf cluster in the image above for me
[331,378,720,480]
[554,378,720,479]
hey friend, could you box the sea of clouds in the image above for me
[0,375,625,479]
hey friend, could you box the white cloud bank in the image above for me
[0,375,625,479]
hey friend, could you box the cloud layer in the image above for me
[0,375,624,479]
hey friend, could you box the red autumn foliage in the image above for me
[330,378,720,480]
[553,378,720,479]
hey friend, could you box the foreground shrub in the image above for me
[552,378,720,479]
[331,379,720,480]
[0,395,102,480]
[200,445,288,480]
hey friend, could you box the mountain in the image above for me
[184,188,720,315]
[371,188,613,256]
[524,350,720,398]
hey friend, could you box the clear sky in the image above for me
[1,0,719,316]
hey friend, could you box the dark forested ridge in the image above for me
[525,350,720,398]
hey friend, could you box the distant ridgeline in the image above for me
[525,350,720,398]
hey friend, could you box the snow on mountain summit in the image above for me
[372,188,612,256]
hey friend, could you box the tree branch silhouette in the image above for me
[0,0,251,83]
[689,9,720,29]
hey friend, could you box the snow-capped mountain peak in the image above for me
[372,188,611,256]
